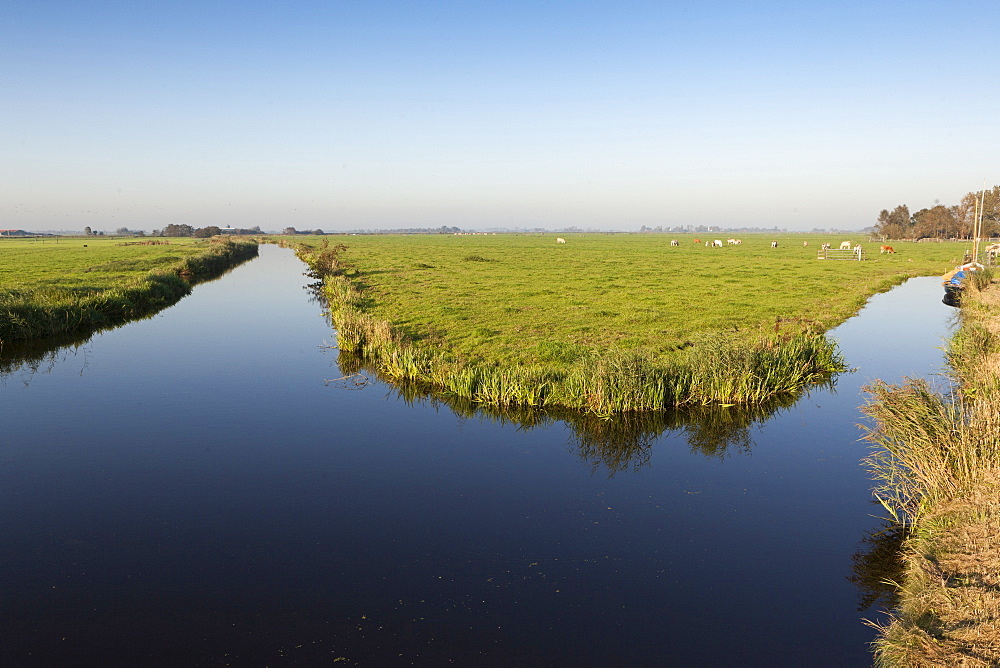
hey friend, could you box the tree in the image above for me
[84,226,92,236]
[312,229,324,235]
[874,205,909,239]
[194,226,222,238]
[911,206,956,239]
[962,186,1000,238]
[115,227,131,235]
[161,223,194,237]
[283,227,297,235]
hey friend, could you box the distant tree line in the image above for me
[281,227,326,235]
[875,185,1000,239]
[342,226,463,235]
[150,224,262,237]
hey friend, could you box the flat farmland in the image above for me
[0,236,258,343]
[0,237,215,293]
[309,233,963,365]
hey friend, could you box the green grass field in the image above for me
[290,232,965,413]
[0,236,258,343]
[297,233,964,365]
[0,237,217,292]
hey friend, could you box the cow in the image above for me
[821,243,831,250]
[880,245,895,254]
[670,239,679,246]
[854,244,862,251]
[693,239,701,244]
[556,237,566,244]
[727,238,737,245]
[712,239,723,247]
[771,241,778,248]
[839,241,852,250]
[733,239,742,244]
[803,241,808,247]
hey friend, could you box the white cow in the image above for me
[726,238,737,245]
[556,238,566,244]
[670,239,679,246]
[840,241,852,250]
[712,239,723,247]
[771,240,778,248]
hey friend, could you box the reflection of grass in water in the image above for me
[0,331,94,382]
[341,354,802,474]
[849,521,907,614]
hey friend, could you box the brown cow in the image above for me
[880,245,895,254]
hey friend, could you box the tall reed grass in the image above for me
[862,275,1000,665]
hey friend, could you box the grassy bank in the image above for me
[862,271,1000,665]
[0,237,258,344]
[289,233,966,414]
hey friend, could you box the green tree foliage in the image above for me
[193,226,222,238]
[161,224,194,237]
[875,205,910,239]
[911,205,958,239]
[876,186,1000,239]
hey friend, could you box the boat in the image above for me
[943,185,991,307]
[942,262,982,307]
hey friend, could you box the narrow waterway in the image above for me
[0,245,955,666]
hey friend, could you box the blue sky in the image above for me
[3,0,997,232]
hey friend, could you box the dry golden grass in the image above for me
[870,276,1000,666]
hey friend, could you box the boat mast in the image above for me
[973,180,986,263]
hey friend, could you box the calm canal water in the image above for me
[0,245,955,666]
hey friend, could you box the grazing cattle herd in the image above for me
[546,236,977,261]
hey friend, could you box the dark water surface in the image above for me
[0,246,955,666]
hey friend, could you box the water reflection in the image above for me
[0,259,255,383]
[0,330,96,383]
[849,520,908,613]
[338,354,830,473]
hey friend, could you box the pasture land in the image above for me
[0,236,258,343]
[300,233,963,363]
[1,237,211,292]
[292,233,964,412]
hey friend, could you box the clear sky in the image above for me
[3,0,997,232]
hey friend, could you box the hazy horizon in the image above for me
[3,1,997,233]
